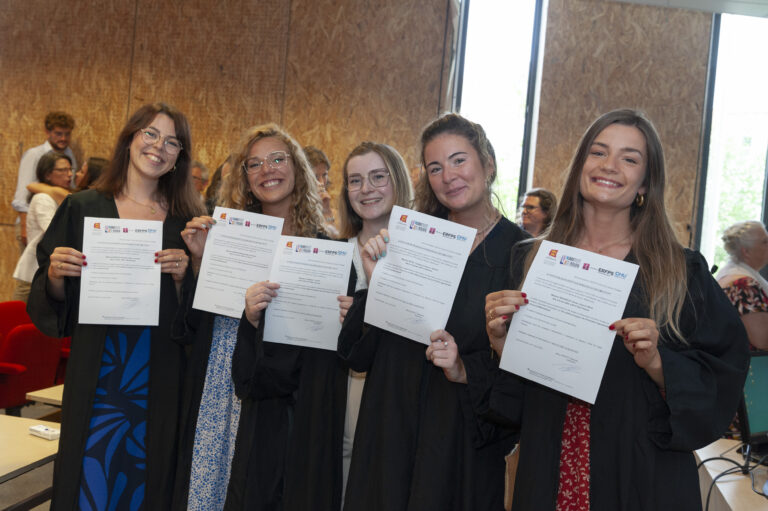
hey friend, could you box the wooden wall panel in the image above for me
[0,0,134,300]
[128,0,291,169]
[534,0,711,245]
[282,0,449,201]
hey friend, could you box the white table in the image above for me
[695,438,768,510]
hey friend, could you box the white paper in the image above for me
[499,240,639,404]
[363,206,476,345]
[263,236,354,351]
[79,217,163,325]
[192,207,283,318]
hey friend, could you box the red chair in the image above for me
[56,336,72,384]
[0,324,62,416]
[0,300,32,341]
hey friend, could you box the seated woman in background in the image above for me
[28,102,201,510]
[11,152,73,302]
[519,187,557,237]
[716,220,768,350]
[484,109,749,510]
[335,141,413,500]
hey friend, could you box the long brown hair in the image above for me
[540,108,687,342]
[219,124,326,237]
[337,142,414,238]
[93,102,203,219]
[414,112,496,218]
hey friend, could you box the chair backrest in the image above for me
[0,300,32,342]
[0,323,62,410]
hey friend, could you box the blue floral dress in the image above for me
[78,326,150,510]
[186,315,242,510]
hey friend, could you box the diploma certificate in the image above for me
[192,207,283,318]
[364,206,476,345]
[79,217,163,325]
[499,241,638,404]
[263,237,354,351]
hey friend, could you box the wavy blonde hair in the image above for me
[337,142,414,238]
[219,124,326,237]
[532,109,688,343]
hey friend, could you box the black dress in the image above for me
[487,242,750,511]
[227,259,357,511]
[27,189,190,511]
[338,217,528,511]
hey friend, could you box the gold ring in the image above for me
[488,309,497,321]
[57,263,63,269]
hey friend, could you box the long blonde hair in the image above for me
[219,124,326,237]
[540,109,688,343]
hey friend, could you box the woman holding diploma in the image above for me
[27,102,201,510]
[484,109,749,510]
[338,113,528,510]
[179,124,342,510]
[335,141,414,498]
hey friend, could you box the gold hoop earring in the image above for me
[635,193,645,207]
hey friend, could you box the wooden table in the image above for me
[25,384,63,407]
[695,438,768,510]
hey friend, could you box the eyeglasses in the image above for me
[139,127,183,155]
[347,169,390,191]
[243,151,292,174]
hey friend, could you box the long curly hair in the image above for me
[219,124,326,237]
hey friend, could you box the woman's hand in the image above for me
[610,318,664,389]
[485,290,528,357]
[426,329,466,383]
[181,216,216,272]
[244,281,280,328]
[47,247,85,301]
[156,248,189,282]
[48,247,86,280]
[360,229,389,283]
[338,295,353,324]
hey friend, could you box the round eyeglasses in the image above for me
[346,169,390,191]
[243,151,292,174]
[139,127,183,155]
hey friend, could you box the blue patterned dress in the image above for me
[78,326,150,511]
[187,316,243,510]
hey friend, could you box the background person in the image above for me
[27,102,201,510]
[519,187,557,236]
[484,109,749,510]
[11,152,73,302]
[190,159,210,196]
[12,111,76,249]
[716,220,768,350]
[304,145,340,237]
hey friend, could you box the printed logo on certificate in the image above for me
[499,240,638,404]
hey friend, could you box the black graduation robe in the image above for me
[338,217,528,511]
[226,259,357,511]
[487,242,750,511]
[27,189,191,511]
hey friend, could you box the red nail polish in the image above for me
[524,298,529,304]
[502,315,508,320]
[609,324,615,330]
[82,255,86,259]
[154,252,159,256]
[515,305,520,310]
[521,292,527,298]
[82,261,87,266]
[154,258,158,263]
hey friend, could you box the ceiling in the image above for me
[613,0,768,17]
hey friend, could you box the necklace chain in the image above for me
[124,194,158,215]
[475,210,501,238]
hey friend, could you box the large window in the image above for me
[699,14,768,269]
[458,0,542,219]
